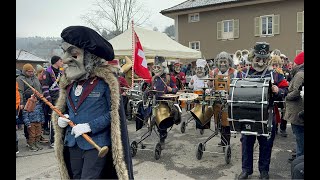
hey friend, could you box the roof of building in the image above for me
[16,49,48,62]
[161,0,241,14]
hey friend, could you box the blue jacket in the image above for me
[22,102,45,126]
[64,78,112,150]
[152,74,178,100]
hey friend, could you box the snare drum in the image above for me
[227,78,272,136]
[194,89,204,95]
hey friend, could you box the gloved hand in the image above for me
[71,123,91,138]
[58,114,70,128]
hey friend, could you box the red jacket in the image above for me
[119,76,130,94]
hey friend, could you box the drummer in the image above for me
[151,56,180,148]
[188,59,209,92]
[170,59,186,90]
[208,51,238,147]
[237,42,289,179]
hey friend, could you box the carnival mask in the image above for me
[196,67,205,77]
[252,56,269,72]
[174,65,181,73]
[217,59,229,73]
[152,64,164,76]
[61,42,86,81]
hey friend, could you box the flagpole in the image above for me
[131,19,135,89]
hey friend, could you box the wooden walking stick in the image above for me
[21,79,109,157]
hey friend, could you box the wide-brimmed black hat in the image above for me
[61,26,114,61]
[253,42,270,58]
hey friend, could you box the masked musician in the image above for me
[188,59,209,91]
[170,60,186,90]
[208,51,238,147]
[151,56,180,148]
[237,42,288,179]
[52,26,133,179]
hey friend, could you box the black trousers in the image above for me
[67,145,117,179]
[291,155,304,179]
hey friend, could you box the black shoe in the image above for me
[160,138,165,149]
[238,171,250,179]
[279,130,287,137]
[259,171,269,179]
[288,157,296,163]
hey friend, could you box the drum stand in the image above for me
[130,95,166,160]
[180,86,211,135]
[180,100,205,135]
[195,102,232,165]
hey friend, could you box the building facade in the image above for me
[161,0,304,61]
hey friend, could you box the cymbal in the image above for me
[178,89,193,92]
[133,78,150,81]
[178,93,199,101]
[160,94,179,98]
[199,78,216,81]
[148,90,164,93]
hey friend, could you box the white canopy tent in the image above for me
[109,27,202,61]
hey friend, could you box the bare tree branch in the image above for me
[80,0,150,36]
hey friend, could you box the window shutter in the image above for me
[297,12,304,32]
[233,19,239,38]
[273,14,280,35]
[254,17,260,36]
[217,21,222,40]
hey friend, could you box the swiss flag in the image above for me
[133,31,151,83]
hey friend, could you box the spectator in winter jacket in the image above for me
[16,63,45,151]
[284,52,304,158]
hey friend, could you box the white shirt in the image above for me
[188,75,209,91]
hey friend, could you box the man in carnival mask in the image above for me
[52,26,133,179]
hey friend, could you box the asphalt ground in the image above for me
[16,110,296,179]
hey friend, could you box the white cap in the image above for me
[196,59,207,68]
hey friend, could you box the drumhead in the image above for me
[228,78,270,122]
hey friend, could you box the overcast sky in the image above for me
[16,0,186,38]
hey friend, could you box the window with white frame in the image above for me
[261,16,273,35]
[254,14,280,37]
[189,41,200,51]
[223,20,233,39]
[217,19,239,40]
[189,13,200,23]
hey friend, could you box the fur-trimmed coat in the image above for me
[51,65,134,179]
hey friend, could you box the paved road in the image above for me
[16,111,296,179]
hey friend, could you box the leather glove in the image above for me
[71,123,91,138]
[58,114,70,128]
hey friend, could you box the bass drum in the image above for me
[228,78,271,136]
